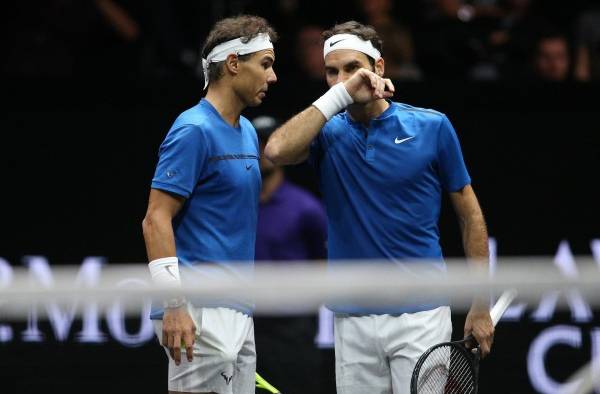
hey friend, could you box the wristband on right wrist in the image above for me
[148,256,181,287]
[312,82,354,121]
[148,257,186,309]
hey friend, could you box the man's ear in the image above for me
[224,54,240,76]
[374,57,385,77]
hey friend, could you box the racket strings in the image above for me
[416,344,476,393]
[448,350,475,392]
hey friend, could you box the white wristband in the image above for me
[148,257,181,288]
[312,82,354,121]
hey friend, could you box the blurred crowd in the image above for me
[3,0,600,82]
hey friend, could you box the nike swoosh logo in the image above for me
[165,265,177,279]
[329,39,346,47]
[245,165,253,170]
[394,136,414,144]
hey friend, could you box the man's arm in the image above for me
[142,189,183,260]
[450,184,494,357]
[450,184,488,261]
[264,107,326,165]
[142,188,195,365]
[265,68,394,165]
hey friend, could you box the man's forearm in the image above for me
[142,214,177,261]
[460,213,489,308]
[264,106,326,165]
[461,213,489,261]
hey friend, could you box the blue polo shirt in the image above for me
[311,101,471,314]
[151,99,261,316]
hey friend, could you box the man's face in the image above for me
[535,38,569,81]
[324,49,380,87]
[234,49,277,106]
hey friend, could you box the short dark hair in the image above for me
[322,21,383,66]
[201,15,278,85]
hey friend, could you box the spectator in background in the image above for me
[574,7,600,81]
[532,33,571,82]
[252,116,328,394]
[358,0,422,80]
[434,0,504,22]
[295,26,326,81]
[485,0,539,79]
[417,0,505,78]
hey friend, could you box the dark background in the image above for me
[0,77,598,393]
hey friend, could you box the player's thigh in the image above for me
[334,314,392,394]
[388,306,452,394]
[154,306,253,394]
[232,316,256,394]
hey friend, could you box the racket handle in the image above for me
[489,289,517,327]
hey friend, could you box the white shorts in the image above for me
[334,306,452,394]
[153,305,256,394]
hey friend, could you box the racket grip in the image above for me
[489,289,517,327]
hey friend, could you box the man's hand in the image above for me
[343,69,395,103]
[162,306,196,365]
[464,303,494,358]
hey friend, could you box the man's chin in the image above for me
[248,98,263,107]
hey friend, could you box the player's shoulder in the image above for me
[390,102,446,121]
[162,114,208,149]
[388,102,450,135]
[171,101,213,131]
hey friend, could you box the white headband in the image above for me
[202,33,274,89]
[323,34,381,61]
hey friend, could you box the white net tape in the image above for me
[1,257,599,318]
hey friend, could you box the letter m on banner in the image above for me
[21,256,106,342]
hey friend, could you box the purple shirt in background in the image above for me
[256,180,327,261]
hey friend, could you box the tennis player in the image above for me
[142,15,277,394]
[265,21,493,394]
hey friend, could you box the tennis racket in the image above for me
[410,289,517,394]
[255,372,282,393]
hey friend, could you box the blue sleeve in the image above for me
[151,125,208,198]
[437,115,471,192]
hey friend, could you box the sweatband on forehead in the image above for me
[323,34,381,61]
[202,33,274,89]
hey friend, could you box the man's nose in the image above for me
[336,72,349,84]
